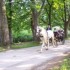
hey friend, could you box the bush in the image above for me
[53,56,70,70]
[13,34,33,43]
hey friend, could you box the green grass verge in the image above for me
[11,41,40,49]
[53,56,70,70]
[0,47,6,52]
[0,41,40,52]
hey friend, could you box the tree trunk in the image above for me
[64,22,68,38]
[0,0,10,48]
[7,0,13,44]
[30,0,45,41]
[48,5,52,26]
[64,0,68,38]
[31,10,38,41]
[0,21,2,45]
[47,0,53,27]
[30,0,38,41]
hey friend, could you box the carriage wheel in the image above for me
[62,39,65,44]
[54,37,58,46]
[61,37,65,45]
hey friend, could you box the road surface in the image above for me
[0,40,70,70]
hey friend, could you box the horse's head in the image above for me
[36,26,42,37]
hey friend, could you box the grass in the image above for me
[60,57,70,70]
[0,41,40,52]
[11,41,40,49]
[0,47,6,52]
[53,56,70,70]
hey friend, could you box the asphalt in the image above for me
[0,40,70,70]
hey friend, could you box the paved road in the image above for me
[0,40,70,70]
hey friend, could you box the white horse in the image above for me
[36,26,55,52]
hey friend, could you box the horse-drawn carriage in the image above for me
[36,26,65,52]
[52,26,65,44]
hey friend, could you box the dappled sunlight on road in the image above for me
[0,68,4,70]
[0,41,70,70]
[0,59,23,62]
[17,64,34,68]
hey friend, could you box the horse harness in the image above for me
[38,29,43,37]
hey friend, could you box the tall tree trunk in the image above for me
[0,0,10,48]
[0,19,2,45]
[30,0,45,41]
[64,0,68,38]
[31,10,38,41]
[47,0,53,27]
[64,22,68,38]
[48,5,52,26]
[7,0,13,44]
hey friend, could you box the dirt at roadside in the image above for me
[44,40,70,70]
[31,40,70,70]
[32,51,70,70]
[44,52,70,70]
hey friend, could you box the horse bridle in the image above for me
[38,29,43,37]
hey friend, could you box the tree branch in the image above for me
[47,0,53,6]
[45,5,49,16]
[47,0,50,5]
[38,0,45,16]
[41,18,46,23]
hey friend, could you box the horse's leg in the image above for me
[53,37,58,47]
[52,37,55,47]
[44,37,48,50]
[55,38,58,46]
[44,37,49,49]
[45,43,48,50]
[40,42,45,52]
[48,39,49,48]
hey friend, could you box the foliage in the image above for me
[12,30,33,42]
[0,47,6,52]
[0,41,39,51]
[11,41,40,49]
[5,0,70,43]
[53,56,70,70]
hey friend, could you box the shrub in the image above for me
[13,34,33,43]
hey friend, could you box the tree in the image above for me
[46,0,53,26]
[30,0,38,41]
[0,0,10,48]
[5,0,70,43]
[30,0,45,41]
[63,0,70,38]
[6,0,13,44]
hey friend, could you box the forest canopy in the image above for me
[0,0,70,48]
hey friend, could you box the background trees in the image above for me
[0,0,70,48]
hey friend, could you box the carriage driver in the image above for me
[46,24,52,30]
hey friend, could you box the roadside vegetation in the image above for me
[53,56,70,70]
[0,41,40,52]
[11,41,40,49]
[0,47,6,52]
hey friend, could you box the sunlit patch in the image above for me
[0,59,23,62]
[0,68,4,70]
[17,64,33,68]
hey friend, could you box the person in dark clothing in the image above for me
[46,24,51,30]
